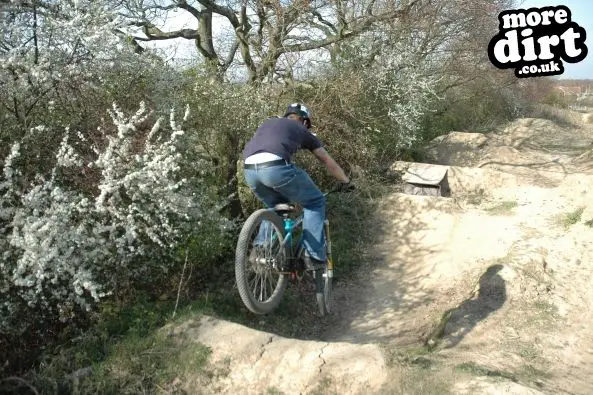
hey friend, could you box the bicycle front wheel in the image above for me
[315,220,334,316]
[235,209,288,315]
[323,263,334,314]
[314,263,334,316]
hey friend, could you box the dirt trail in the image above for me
[323,109,593,394]
[174,108,593,394]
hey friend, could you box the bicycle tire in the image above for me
[314,223,333,317]
[314,265,334,316]
[314,268,326,316]
[323,267,333,314]
[235,209,288,315]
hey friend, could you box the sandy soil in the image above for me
[172,108,593,395]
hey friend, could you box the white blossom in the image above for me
[0,103,227,333]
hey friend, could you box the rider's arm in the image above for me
[312,147,350,184]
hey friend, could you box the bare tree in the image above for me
[118,0,421,83]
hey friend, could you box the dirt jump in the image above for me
[168,108,593,394]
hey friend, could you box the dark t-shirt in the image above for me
[242,117,322,162]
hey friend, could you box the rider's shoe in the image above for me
[303,252,326,271]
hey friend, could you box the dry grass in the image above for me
[556,207,585,229]
[379,365,456,395]
[486,200,518,216]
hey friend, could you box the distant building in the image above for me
[555,83,593,100]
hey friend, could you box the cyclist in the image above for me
[242,103,353,270]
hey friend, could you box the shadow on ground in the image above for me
[439,264,507,348]
[318,191,462,345]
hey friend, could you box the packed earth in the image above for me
[167,108,593,395]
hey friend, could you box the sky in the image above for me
[519,0,592,79]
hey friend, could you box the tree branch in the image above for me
[142,23,199,40]
[283,2,419,53]
[176,0,202,20]
[365,0,377,16]
[32,4,39,65]
[311,10,338,34]
[222,39,240,68]
[113,29,146,53]
[196,0,240,27]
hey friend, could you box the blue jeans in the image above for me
[244,164,326,262]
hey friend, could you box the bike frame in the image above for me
[266,213,303,269]
[269,187,338,271]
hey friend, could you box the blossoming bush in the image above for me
[0,102,227,348]
[284,43,441,184]
[178,74,283,216]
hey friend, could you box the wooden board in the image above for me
[401,163,449,186]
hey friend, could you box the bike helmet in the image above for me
[284,103,312,129]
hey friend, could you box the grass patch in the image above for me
[453,360,551,388]
[454,362,516,381]
[486,200,518,216]
[7,297,217,395]
[381,366,455,395]
[521,299,561,329]
[556,206,585,229]
[385,345,434,368]
[533,300,559,318]
[470,189,487,205]
[584,218,593,228]
[461,188,487,206]
[75,331,211,394]
[517,343,542,361]
[308,377,338,395]
[518,364,551,382]
[325,180,390,277]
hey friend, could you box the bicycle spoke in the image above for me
[248,273,258,294]
[265,270,271,300]
[267,272,275,297]
[251,271,261,300]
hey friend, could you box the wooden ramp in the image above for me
[393,162,451,197]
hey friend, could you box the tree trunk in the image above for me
[196,11,225,82]
[226,155,243,219]
[224,132,244,219]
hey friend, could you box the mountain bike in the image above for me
[235,185,350,316]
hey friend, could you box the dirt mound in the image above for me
[424,116,593,187]
[168,110,593,394]
[424,131,489,166]
[167,316,389,395]
[390,161,520,201]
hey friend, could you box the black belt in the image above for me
[244,159,290,169]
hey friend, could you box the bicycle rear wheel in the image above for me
[235,209,288,314]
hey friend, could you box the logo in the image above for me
[487,6,588,78]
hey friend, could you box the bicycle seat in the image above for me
[274,203,295,214]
